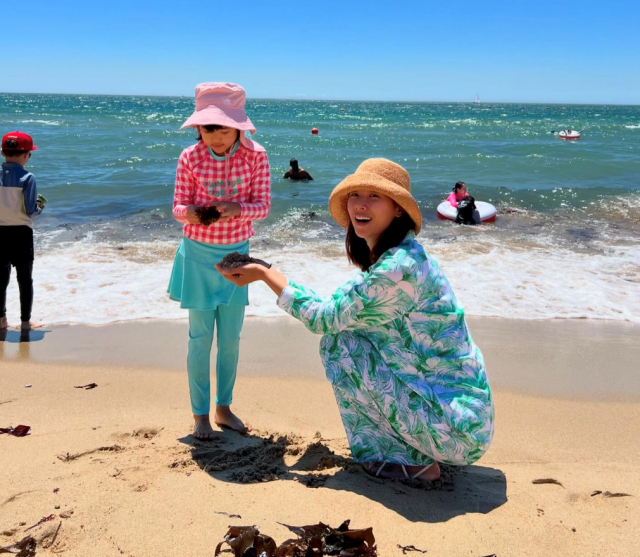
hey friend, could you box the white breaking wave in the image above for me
[16,119,62,126]
[3,235,639,326]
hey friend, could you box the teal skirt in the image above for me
[167,238,249,310]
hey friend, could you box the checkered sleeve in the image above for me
[173,150,196,223]
[239,151,271,221]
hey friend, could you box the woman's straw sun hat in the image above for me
[329,158,422,234]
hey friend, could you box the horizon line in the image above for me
[1,90,639,107]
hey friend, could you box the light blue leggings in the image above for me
[187,305,245,415]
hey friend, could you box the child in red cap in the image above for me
[1,131,43,331]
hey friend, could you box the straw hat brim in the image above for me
[328,172,422,234]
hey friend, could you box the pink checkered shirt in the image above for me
[172,141,271,244]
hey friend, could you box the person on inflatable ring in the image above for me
[447,181,481,225]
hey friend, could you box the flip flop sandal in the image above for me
[400,464,434,480]
[362,461,386,478]
[363,461,433,480]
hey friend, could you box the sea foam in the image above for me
[3,236,639,326]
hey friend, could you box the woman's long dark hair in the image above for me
[346,211,416,271]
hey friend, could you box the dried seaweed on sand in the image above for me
[0,535,37,556]
[532,478,564,487]
[214,526,277,557]
[397,544,428,554]
[214,520,377,557]
[0,425,30,437]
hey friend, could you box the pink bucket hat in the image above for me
[180,82,255,133]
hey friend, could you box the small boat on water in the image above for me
[558,129,581,140]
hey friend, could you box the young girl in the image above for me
[168,82,271,438]
[447,181,468,208]
[217,158,493,481]
[447,181,481,225]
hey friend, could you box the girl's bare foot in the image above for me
[0,317,7,330]
[214,405,251,434]
[364,461,441,481]
[21,321,43,331]
[192,414,216,440]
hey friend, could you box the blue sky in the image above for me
[4,0,639,104]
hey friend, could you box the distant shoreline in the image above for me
[2,90,639,107]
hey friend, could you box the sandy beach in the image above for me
[1,316,639,556]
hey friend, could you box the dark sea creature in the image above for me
[219,252,271,270]
[195,205,221,226]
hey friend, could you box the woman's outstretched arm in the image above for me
[216,264,288,296]
[218,251,419,335]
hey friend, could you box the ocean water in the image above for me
[1,93,639,325]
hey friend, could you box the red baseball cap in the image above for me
[1,131,37,152]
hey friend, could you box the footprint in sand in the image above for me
[132,427,162,440]
[112,427,162,441]
[177,431,355,486]
[167,429,460,492]
[35,517,80,553]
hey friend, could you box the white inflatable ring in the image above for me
[558,130,581,140]
[437,200,497,222]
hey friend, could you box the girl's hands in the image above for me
[186,202,241,225]
[215,202,242,223]
[215,263,265,286]
[185,205,201,224]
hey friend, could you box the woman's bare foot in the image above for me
[214,405,251,434]
[364,461,441,481]
[192,414,216,440]
[0,317,7,330]
[21,321,42,331]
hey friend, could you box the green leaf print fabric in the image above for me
[277,233,494,466]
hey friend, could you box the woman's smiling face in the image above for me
[347,189,404,248]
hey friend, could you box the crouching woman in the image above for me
[218,158,494,481]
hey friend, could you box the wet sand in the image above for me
[5,316,640,399]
